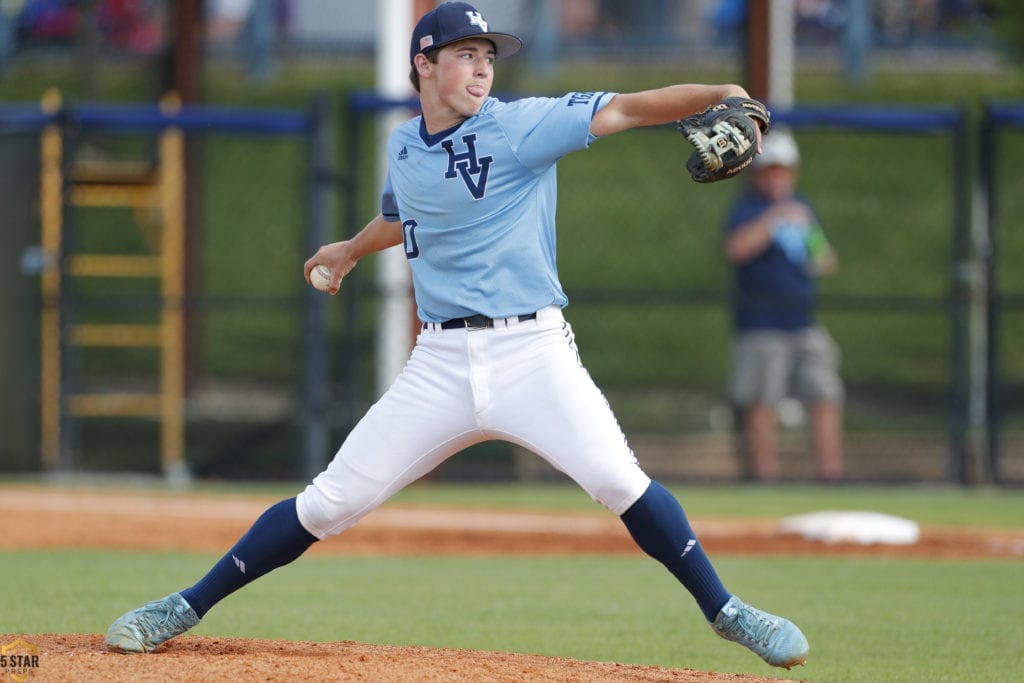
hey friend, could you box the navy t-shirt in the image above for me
[724,192,818,332]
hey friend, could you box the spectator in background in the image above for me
[722,130,844,482]
[15,0,80,45]
[206,0,251,45]
[205,0,289,81]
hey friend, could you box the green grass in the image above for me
[3,480,1022,680]
[3,549,1021,682]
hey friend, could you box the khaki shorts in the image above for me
[729,327,844,406]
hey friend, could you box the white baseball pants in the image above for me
[296,305,651,539]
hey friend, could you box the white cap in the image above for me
[753,130,800,168]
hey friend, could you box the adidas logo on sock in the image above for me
[679,539,697,558]
[232,554,246,574]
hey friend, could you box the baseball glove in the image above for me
[678,97,771,184]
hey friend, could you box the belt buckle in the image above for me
[464,314,492,330]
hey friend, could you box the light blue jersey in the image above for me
[382,92,614,323]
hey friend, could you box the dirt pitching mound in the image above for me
[15,634,797,682]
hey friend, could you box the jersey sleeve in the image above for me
[380,171,400,222]
[497,92,616,171]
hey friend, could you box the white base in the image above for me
[779,510,920,545]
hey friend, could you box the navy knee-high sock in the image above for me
[620,481,731,622]
[180,497,317,618]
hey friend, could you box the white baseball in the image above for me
[310,264,333,292]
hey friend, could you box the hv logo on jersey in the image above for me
[441,133,492,199]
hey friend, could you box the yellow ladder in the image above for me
[39,90,188,481]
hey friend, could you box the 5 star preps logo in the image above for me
[1,637,40,682]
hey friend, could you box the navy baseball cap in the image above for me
[410,2,523,65]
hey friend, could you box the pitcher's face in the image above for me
[428,38,495,119]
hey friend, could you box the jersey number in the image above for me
[402,220,420,259]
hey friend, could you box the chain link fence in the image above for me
[3,96,1022,484]
[343,99,987,484]
[0,98,334,480]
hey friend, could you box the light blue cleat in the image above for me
[105,592,200,654]
[711,595,809,669]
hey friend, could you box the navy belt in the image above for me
[430,312,538,331]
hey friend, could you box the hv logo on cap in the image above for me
[466,11,488,31]
[410,2,523,65]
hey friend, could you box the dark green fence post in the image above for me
[301,93,333,481]
[980,102,1000,484]
[949,105,971,484]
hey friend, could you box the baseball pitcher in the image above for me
[105,2,807,670]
